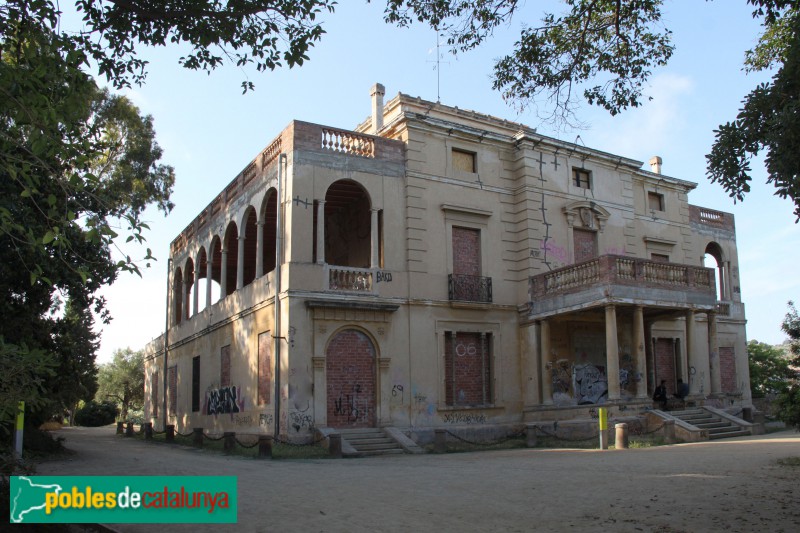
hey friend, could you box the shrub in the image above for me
[74,401,118,427]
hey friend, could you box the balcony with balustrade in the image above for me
[448,274,493,303]
[528,255,717,318]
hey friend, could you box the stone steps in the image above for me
[336,428,407,457]
[669,408,750,441]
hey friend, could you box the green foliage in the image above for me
[73,0,336,92]
[776,301,800,430]
[0,339,57,434]
[74,400,118,427]
[381,0,673,122]
[706,10,800,221]
[748,339,792,397]
[96,348,145,420]
[1,7,174,425]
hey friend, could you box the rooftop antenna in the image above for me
[427,26,449,102]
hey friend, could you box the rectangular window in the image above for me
[452,148,476,173]
[191,356,200,413]
[258,332,272,405]
[168,365,177,417]
[648,191,665,211]
[151,370,158,418]
[220,345,231,388]
[444,331,492,406]
[573,168,591,189]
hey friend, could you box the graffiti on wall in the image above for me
[540,239,569,264]
[205,386,245,416]
[573,364,608,405]
[442,413,487,425]
[333,383,371,425]
[289,400,314,433]
[258,413,274,427]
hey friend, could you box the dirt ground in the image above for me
[31,426,800,533]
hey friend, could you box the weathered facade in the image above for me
[144,84,750,441]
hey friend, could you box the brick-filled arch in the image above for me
[326,329,377,428]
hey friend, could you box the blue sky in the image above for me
[87,1,800,362]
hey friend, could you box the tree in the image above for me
[1,16,174,425]
[776,301,800,430]
[96,348,145,420]
[748,339,792,398]
[379,1,800,219]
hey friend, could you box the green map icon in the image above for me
[10,476,63,523]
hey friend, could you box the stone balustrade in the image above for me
[530,255,716,299]
[327,266,374,292]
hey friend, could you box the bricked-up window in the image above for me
[651,253,669,263]
[191,356,200,412]
[258,332,272,405]
[452,148,476,173]
[151,370,158,418]
[444,331,492,406]
[168,366,177,416]
[220,345,231,387]
[720,346,737,393]
[452,227,481,276]
[573,168,591,189]
[648,191,665,211]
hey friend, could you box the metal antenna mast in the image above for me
[427,27,449,103]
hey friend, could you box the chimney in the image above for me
[370,83,385,134]
[649,156,662,174]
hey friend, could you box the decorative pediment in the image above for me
[563,201,610,232]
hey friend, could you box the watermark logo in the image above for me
[10,476,237,524]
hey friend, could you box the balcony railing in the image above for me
[327,266,374,292]
[530,255,715,299]
[449,274,493,303]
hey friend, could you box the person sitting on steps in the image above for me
[674,378,689,404]
[653,380,668,410]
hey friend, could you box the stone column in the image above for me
[540,319,553,405]
[205,255,213,308]
[685,310,697,394]
[316,200,325,265]
[605,304,621,401]
[522,323,541,406]
[480,333,488,405]
[220,249,228,299]
[236,235,245,290]
[370,208,379,268]
[193,262,200,316]
[378,358,391,426]
[184,278,191,321]
[633,306,647,399]
[708,311,721,395]
[312,356,326,427]
[256,220,265,278]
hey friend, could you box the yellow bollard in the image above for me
[598,407,608,450]
[14,401,25,457]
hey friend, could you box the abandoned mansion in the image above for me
[143,84,751,443]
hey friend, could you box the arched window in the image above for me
[209,236,223,303]
[223,222,238,297]
[322,180,372,267]
[242,207,258,287]
[173,266,183,325]
[184,257,195,319]
[196,247,208,313]
[703,242,725,300]
[261,188,278,274]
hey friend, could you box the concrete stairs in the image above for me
[669,408,750,440]
[337,428,407,457]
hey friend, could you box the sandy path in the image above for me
[35,426,800,532]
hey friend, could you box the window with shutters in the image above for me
[191,356,200,412]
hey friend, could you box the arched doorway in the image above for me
[326,329,377,428]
